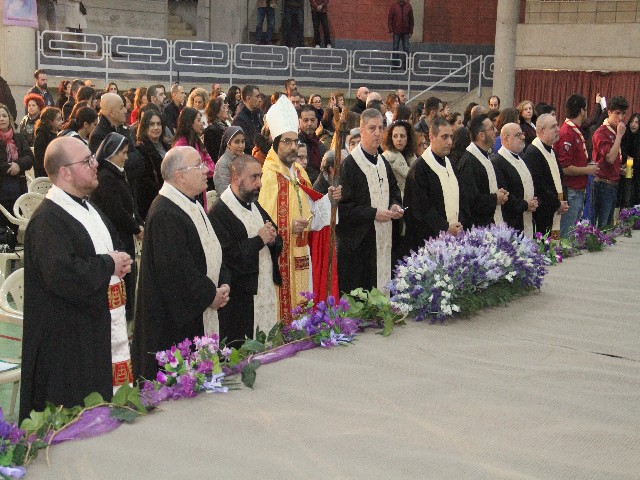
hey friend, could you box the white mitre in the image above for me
[266,95,298,138]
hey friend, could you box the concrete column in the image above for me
[493,0,520,107]
[0,24,37,94]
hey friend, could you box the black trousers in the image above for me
[338,230,378,295]
[311,11,331,46]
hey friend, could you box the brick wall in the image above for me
[328,1,498,45]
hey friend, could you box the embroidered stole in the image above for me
[350,144,392,292]
[259,149,314,325]
[465,142,503,225]
[220,187,278,335]
[46,185,132,391]
[499,146,535,237]
[532,137,563,239]
[422,146,460,224]
[159,182,222,335]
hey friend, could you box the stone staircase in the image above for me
[167,9,197,41]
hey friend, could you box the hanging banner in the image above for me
[2,0,38,28]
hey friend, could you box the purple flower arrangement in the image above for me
[0,408,26,478]
[140,334,228,407]
[285,292,359,347]
[618,205,640,230]
[388,224,547,322]
[533,231,564,265]
[570,220,615,252]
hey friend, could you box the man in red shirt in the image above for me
[388,0,413,59]
[554,94,600,237]
[591,96,628,228]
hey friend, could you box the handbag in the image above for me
[79,1,87,15]
[0,226,16,253]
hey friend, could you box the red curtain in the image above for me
[514,70,640,120]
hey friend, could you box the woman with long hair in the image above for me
[105,82,119,95]
[59,105,98,145]
[173,107,216,200]
[0,103,34,230]
[56,80,71,109]
[135,106,171,220]
[385,94,400,126]
[130,87,148,126]
[203,97,229,162]
[33,106,63,177]
[621,112,640,205]
[518,99,536,147]
[382,120,417,197]
[226,86,241,119]
[19,93,45,147]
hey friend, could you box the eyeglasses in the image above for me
[64,154,97,168]
[280,137,299,147]
[179,162,207,172]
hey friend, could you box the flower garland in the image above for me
[619,205,640,230]
[388,224,547,322]
[570,220,615,252]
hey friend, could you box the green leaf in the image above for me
[266,322,280,342]
[110,407,141,423]
[241,360,260,389]
[83,392,105,408]
[30,440,48,450]
[240,339,266,354]
[20,410,44,432]
[11,443,27,466]
[255,326,267,345]
[228,348,242,367]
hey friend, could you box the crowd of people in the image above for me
[3,67,637,421]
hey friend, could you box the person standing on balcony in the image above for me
[310,0,331,48]
[388,0,413,57]
[256,0,275,46]
[283,0,304,48]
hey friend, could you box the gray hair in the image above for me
[360,108,383,127]
[161,146,196,180]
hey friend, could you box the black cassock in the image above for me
[403,156,461,253]
[208,199,282,345]
[458,149,499,228]
[493,153,530,232]
[131,196,225,381]
[20,199,119,421]
[522,143,562,235]
[336,153,402,294]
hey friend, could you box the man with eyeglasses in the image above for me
[132,146,230,381]
[20,137,134,421]
[459,114,509,229]
[494,123,539,237]
[259,96,342,324]
[523,113,569,238]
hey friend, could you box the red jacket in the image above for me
[388,1,414,35]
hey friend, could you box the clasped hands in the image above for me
[212,284,230,310]
[258,220,278,245]
[108,251,133,279]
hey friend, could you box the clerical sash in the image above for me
[532,137,563,239]
[220,187,278,335]
[47,185,132,391]
[159,182,222,335]
[350,144,392,292]
[259,148,313,325]
[422,146,460,224]
[466,142,503,225]
[498,146,535,237]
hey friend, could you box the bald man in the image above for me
[493,123,538,236]
[89,92,130,154]
[351,86,370,114]
[20,137,133,421]
[132,146,230,381]
[523,113,569,237]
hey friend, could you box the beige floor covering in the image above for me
[26,235,640,479]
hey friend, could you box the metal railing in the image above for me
[38,30,493,97]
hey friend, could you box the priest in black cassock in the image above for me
[131,146,230,381]
[459,114,509,228]
[20,137,133,421]
[493,123,539,237]
[404,117,463,253]
[208,154,282,344]
[522,114,569,238]
[337,109,403,294]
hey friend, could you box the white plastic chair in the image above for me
[27,177,52,195]
[0,268,24,417]
[12,193,45,244]
[206,190,218,212]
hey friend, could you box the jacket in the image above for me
[0,131,34,199]
[232,104,262,155]
[388,1,414,35]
